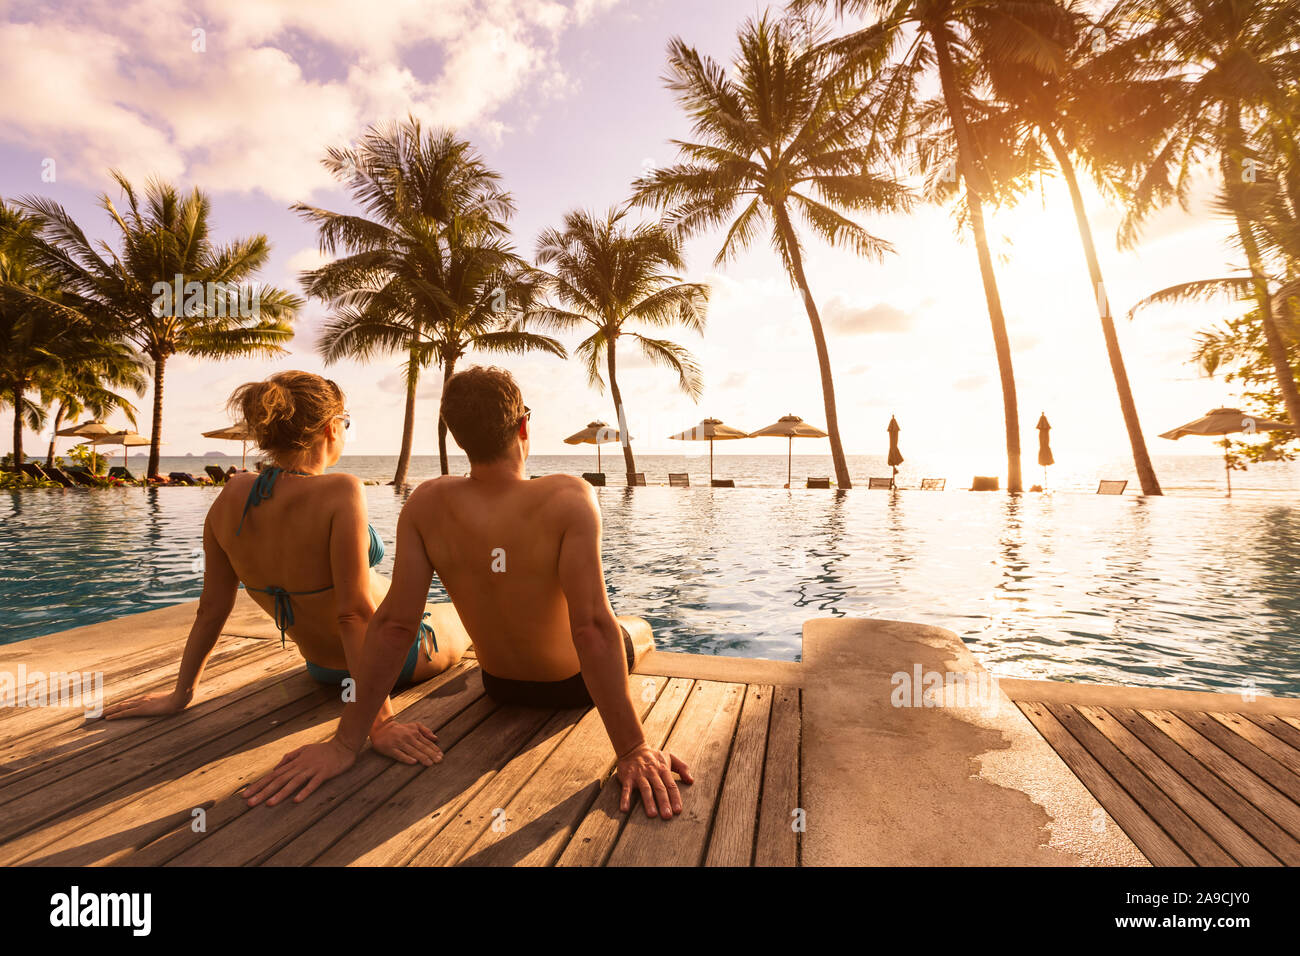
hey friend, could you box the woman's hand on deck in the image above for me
[102,691,188,720]
[616,744,693,819]
[369,719,443,766]
[244,739,356,807]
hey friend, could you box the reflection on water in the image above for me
[2,485,1298,698]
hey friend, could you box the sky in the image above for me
[0,0,1258,475]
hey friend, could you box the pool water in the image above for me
[2,485,1298,698]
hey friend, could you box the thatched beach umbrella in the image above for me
[1159,407,1293,496]
[563,421,627,473]
[748,414,828,487]
[887,415,904,482]
[669,417,748,483]
[77,430,150,472]
[202,421,253,468]
[1036,413,1054,486]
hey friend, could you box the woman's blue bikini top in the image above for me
[235,466,383,646]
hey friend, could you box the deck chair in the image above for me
[169,472,199,485]
[867,477,894,489]
[205,465,228,483]
[806,477,831,489]
[627,472,646,486]
[64,466,100,487]
[41,465,77,488]
[1096,479,1128,495]
[711,478,735,488]
[668,473,690,487]
[581,472,606,487]
[920,478,946,491]
[18,463,54,483]
[108,466,136,481]
[971,476,999,491]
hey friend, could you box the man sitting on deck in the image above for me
[247,366,692,819]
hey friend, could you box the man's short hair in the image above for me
[440,366,527,463]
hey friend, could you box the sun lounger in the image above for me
[1096,479,1128,495]
[920,478,946,490]
[971,476,999,491]
[581,472,606,486]
[668,473,690,487]
[806,477,830,489]
[627,472,646,486]
[168,472,199,485]
[711,478,735,488]
[40,465,76,488]
[108,466,136,481]
[64,466,100,487]
[205,465,228,483]
[867,477,894,489]
[18,463,66,485]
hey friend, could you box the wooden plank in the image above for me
[1244,713,1300,754]
[754,686,800,867]
[705,684,773,867]
[554,678,693,867]
[405,712,590,868]
[1209,712,1300,774]
[0,650,309,801]
[1015,702,1191,866]
[0,638,269,747]
[1137,710,1300,842]
[1172,711,1300,803]
[1112,707,1300,866]
[0,688,333,866]
[273,699,567,867]
[606,680,744,867]
[1048,703,1233,865]
[150,663,486,866]
[451,677,669,867]
[1076,706,1278,866]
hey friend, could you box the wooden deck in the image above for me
[0,633,801,867]
[1002,679,1300,867]
[3,598,1296,866]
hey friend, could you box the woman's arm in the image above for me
[102,515,238,719]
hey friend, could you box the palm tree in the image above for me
[526,208,708,476]
[795,0,1075,492]
[1115,0,1300,431]
[16,173,300,478]
[41,344,148,467]
[296,120,535,485]
[956,1,1165,494]
[632,14,912,489]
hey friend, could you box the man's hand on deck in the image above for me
[244,739,356,807]
[369,719,443,766]
[617,744,693,819]
[102,691,188,720]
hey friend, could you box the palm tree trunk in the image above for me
[392,348,419,487]
[11,383,23,465]
[148,354,165,480]
[772,203,852,489]
[1046,130,1163,495]
[932,28,1022,493]
[606,335,636,476]
[437,356,456,475]
[1220,113,1300,430]
[45,402,66,468]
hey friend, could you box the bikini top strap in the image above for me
[236,466,283,536]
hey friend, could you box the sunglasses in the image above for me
[520,406,531,425]
[335,414,351,430]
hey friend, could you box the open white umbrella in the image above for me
[563,421,628,473]
[77,430,151,473]
[1159,407,1294,496]
[669,417,748,483]
[202,421,253,468]
[747,414,828,487]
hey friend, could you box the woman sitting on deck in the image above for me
[103,371,469,765]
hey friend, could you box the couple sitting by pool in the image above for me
[104,366,691,820]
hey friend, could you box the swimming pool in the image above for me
[2,484,1298,698]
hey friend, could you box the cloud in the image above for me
[823,297,912,335]
[952,374,989,392]
[0,0,622,201]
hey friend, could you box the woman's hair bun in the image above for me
[227,371,344,457]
